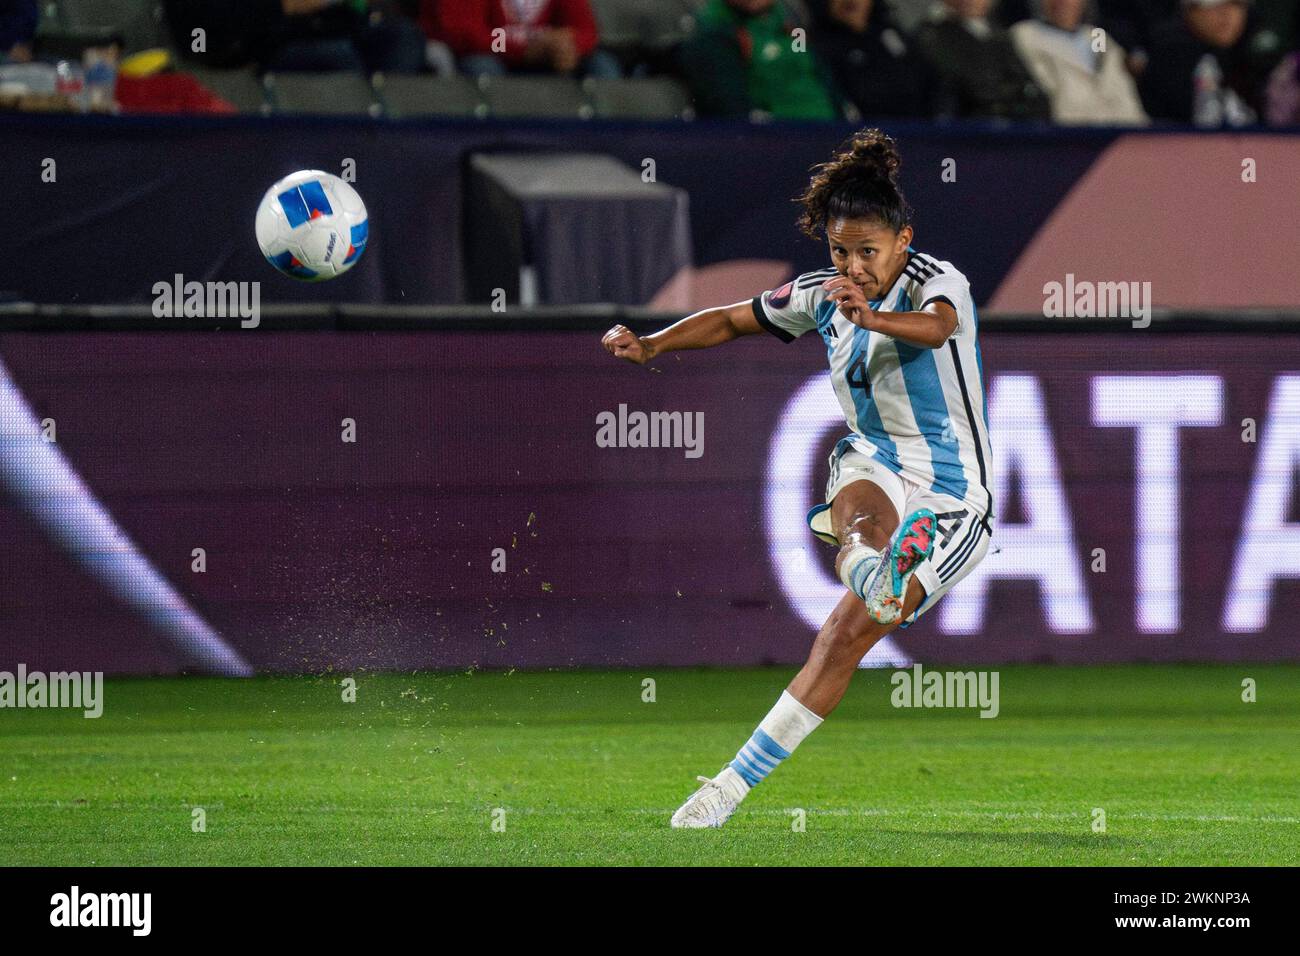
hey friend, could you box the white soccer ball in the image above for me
[255,170,369,281]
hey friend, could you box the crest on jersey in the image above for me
[768,281,793,309]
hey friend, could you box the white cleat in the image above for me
[670,767,749,829]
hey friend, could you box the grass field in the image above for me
[1,665,1297,866]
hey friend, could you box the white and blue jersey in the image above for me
[753,250,994,521]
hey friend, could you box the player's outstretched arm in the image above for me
[601,301,763,366]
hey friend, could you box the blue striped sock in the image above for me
[727,691,824,790]
[730,728,791,788]
[848,553,880,599]
[839,545,882,600]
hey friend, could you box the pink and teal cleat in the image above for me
[863,508,936,625]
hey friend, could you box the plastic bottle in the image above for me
[54,59,86,111]
[83,48,118,113]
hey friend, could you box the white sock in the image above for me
[725,690,825,793]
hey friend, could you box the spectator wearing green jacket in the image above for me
[681,0,845,120]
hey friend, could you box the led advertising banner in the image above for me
[1,331,1297,673]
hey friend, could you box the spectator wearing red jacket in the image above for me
[420,0,621,77]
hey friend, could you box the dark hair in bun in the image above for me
[797,128,911,238]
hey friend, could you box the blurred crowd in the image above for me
[3,0,1300,125]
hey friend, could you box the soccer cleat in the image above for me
[862,508,936,625]
[670,768,748,829]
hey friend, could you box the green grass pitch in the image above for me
[1,665,1297,866]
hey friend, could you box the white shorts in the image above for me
[807,441,993,625]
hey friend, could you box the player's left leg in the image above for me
[670,480,933,829]
[668,584,926,830]
[787,574,927,716]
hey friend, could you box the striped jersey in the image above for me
[752,250,993,519]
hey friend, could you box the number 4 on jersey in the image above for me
[847,353,870,392]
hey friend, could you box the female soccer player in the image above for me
[601,129,994,828]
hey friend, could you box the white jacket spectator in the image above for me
[1011,0,1149,125]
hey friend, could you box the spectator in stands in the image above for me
[1010,0,1149,124]
[883,0,940,34]
[887,0,1036,32]
[421,0,622,78]
[1251,0,1297,70]
[0,0,37,63]
[809,0,936,118]
[165,0,426,73]
[269,0,426,73]
[1092,0,1170,83]
[918,0,1052,120]
[1138,0,1265,126]
[680,0,843,119]
[1264,49,1300,125]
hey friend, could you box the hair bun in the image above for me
[846,129,902,185]
[796,127,911,237]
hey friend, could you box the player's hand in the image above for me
[823,275,875,329]
[601,324,655,365]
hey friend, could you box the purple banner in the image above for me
[1,330,1298,673]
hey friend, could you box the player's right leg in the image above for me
[828,475,936,628]
[790,477,935,715]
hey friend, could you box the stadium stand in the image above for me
[585,76,694,120]
[264,70,382,117]
[34,0,168,55]
[371,72,487,118]
[589,0,701,52]
[182,65,270,115]
[476,74,593,119]
[2,0,1297,126]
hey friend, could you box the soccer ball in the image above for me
[256,170,369,281]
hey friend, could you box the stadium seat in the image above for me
[586,77,694,120]
[478,76,592,120]
[372,74,486,119]
[644,0,706,49]
[588,0,642,49]
[589,0,702,51]
[38,0,170,54]
[184,67,270,115]
[264,72,380,117]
